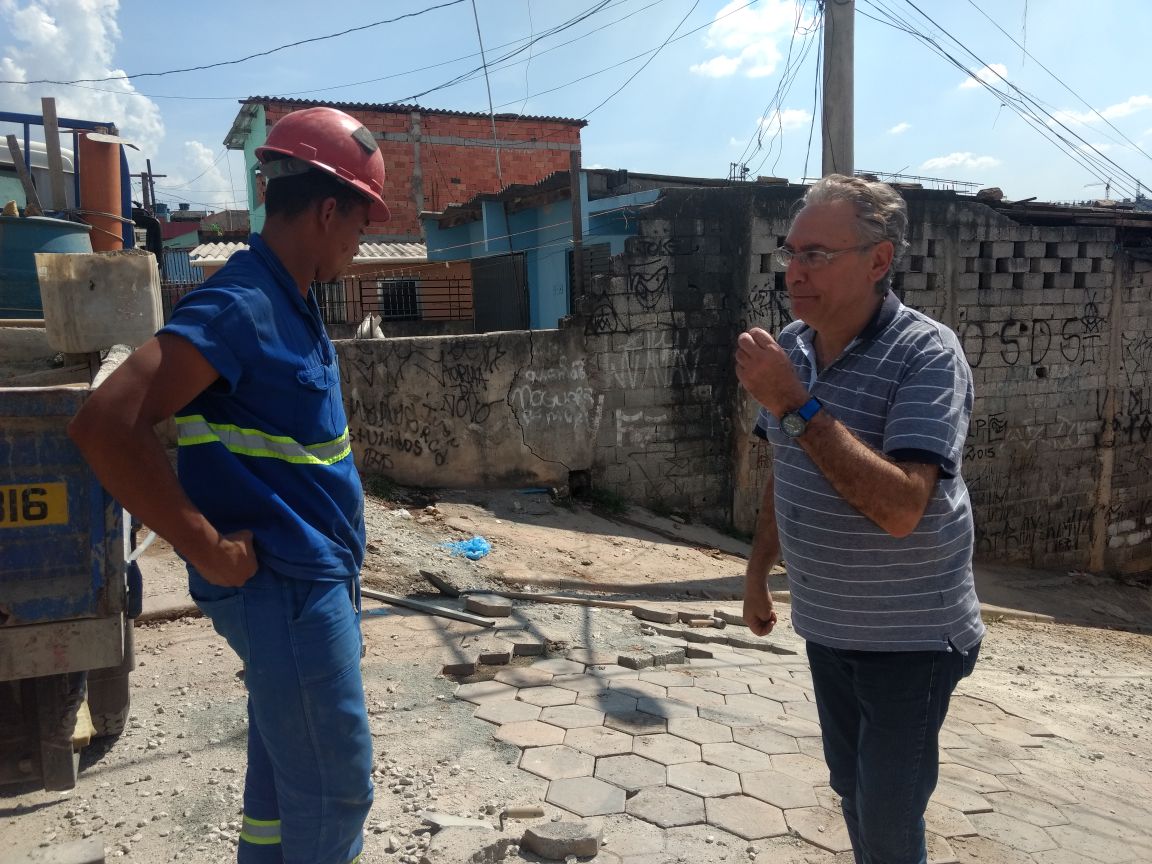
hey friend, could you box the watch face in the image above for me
[781,413,805,437]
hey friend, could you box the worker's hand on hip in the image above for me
[199,530,258,587]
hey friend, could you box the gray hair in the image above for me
[797,174,909,293]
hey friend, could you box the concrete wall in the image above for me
[335,327,597,489]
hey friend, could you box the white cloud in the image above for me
[1076,142,1113,154]
[155,141,240,214]
[920,152,1000,172]
[1052,94,1152,127]
[760,108,811,132]
[690,0,802,79]
[888,121,911,135]
[0,0,164,168]
[959,63,1008,90]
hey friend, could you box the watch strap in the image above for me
[796,396,822,421]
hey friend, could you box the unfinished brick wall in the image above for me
[259,99,582,239]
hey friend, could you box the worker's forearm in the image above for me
[797,412,927,537]
[745,477,780,586]
[70,416,222,572]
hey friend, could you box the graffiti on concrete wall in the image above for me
[959,296,1109,369]
[508,359,597,430]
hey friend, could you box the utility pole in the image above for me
[143,159,165,213]
[821,0,854,177]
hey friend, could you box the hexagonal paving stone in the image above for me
[605,710,666,736]
[1044,824,1142,864]
[636,696,698,719]
[694,676,750,696]
[666,717,733,745]
[796,735,826,761]
[519,744,595,781]
[664,685,726,707]
[494,720,566,748]
[950,695,1008,725]
[931,780,993,815]
[924,800,978,838]
[981,791,1067,828]
[770,753,829,785]
[586,663,641,681]
[782,700,822,724]
[577,691,638,716]
[595,754,667,793]
[704,795,787,840]
[551,673,611,694]
[745,677,812,703]
[697,704,768,728]
[567,648,620,666]
[639,669,697,687]
[667,762,741,798]
[596,813,667,858]
[632,733,702,766]
[626,786,706,828]
[760,712,823,738]
[608,679,668,700]
[455,680,519,705]
[538,704,605,730]
[732,725,800,755]
[741,769,819,809]
[494,666,554,688]
[945,747,1019,776]
[938,762,1008,795]
[785,806,853,853]
[517,686,578,708]
[472,700,541,725]
[968,811,1058,853]
[546,776,627,817]
[531,657,586,675]
[564,726,635,757]
[700,742,774,774]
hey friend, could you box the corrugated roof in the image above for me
[190,241,427,265]
[240,96,587,127]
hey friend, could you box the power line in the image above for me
[801,14,823,184]
[0,0,468,85]
[470,0,504,189]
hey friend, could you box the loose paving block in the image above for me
[517,686,578,707]
[519,744,595,780]
[632,604,680,624]
[494,720,566,748]
[664,685,726,707]
[472,700,542,725]
[741,769,819,809]
[924,800,978,837]
[494,666,554,688]
[595,754,667,792]
[577,691,638,716]
[626,786,706,828]
[784,806,853,853]
[564,726,635,757]
[712,608,748,626]
[474,638,513,665]
[700,742,774,774]
[497,629,545,656]
[632,733,702,766]
[667,762,741,797]
[455,680,518,705]
[520,821,603,860]
[538,704,605,730]
[465,593,513,617]
[938,762,1008,795]
[981,792,1067,828]
[420,827,514,864]
[704,795,787,840]
[604,710,666,736]
[566,648,619,666]
[770,753,829,785]
[531,657,586,675]
[546,776,627,817]
[667,717,733,745]
[617,650,655,669]
[968,811,1059,853]
[636,696,698,720]
[648,645,687,666]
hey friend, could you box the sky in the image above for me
[0,0,1148,215]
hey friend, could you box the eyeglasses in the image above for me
[772,243,875,269]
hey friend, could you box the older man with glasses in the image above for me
[735,174,984,864]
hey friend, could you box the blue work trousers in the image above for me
[806,641,980,864]
[190,567,373,864]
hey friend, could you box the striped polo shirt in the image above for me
[754,291,985,653]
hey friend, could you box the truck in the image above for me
[0,329,138,791]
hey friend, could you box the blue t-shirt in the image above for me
[160,234,365,581]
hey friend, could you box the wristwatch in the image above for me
[780,397,823,438]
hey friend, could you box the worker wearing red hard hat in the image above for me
[71,106,389,864]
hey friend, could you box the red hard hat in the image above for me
[256,106,390,222]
